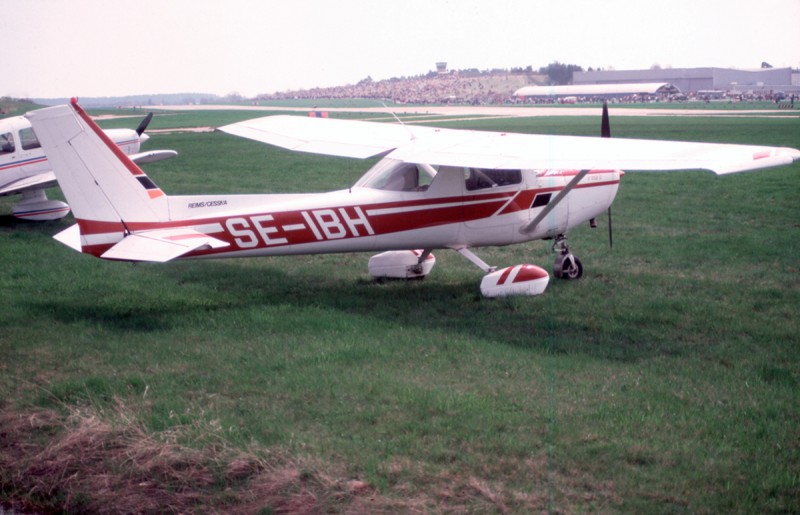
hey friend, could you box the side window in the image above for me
[19,128,41,150]
[465,168,522,191]
[356,159,436,192]
[0,132,14,154]
[381,162,420,191]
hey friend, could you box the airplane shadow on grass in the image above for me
[19,248,694,362]
[0,214,23,228]
[10,209,737,365]
[33,256,674,363]
[9,206,701,364]
[0,213,60,230]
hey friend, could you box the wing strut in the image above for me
[455,247,496,273]
[520,169,590,234]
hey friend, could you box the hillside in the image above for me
[259,71,547,104]
[0,98,43,116]
[5,72,548,109]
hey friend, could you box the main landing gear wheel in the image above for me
[554,253,583,280]
[552,235,583,280]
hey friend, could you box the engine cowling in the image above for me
[480,264,550,297]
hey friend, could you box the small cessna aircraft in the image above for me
[26,99,799,297]
[0,111,175,220]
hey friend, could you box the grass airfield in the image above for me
[1,103,799,512]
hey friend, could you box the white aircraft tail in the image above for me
[28,100,231,262]
[25,99,170,228]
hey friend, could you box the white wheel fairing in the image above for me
[480,264,550,297]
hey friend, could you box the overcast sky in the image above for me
[3,0,799,99]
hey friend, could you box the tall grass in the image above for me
[1,109,798,512]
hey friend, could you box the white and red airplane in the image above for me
[0,111,175,220]
[26,99,799,297]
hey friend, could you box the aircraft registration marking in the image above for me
[212,192,520,251]
[223,206,376,249]
[226,215,288,248]
[75,180,619,256]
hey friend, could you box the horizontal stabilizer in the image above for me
[101,228,229,262]
[129,149,178,164]
[53,223,82,252]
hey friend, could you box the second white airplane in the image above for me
[1,109,175,220]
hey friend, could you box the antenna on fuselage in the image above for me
[381,102,416,141]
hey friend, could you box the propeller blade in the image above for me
[601,101,611,138]
[602,102,612,248]
[135,112,154,136]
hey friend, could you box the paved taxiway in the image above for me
[147,104,798,119]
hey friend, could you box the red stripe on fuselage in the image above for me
[75,178,620,258]
[0,156,48,172]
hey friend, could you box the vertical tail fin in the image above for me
[29,100,228,262]
[25,99,169,227]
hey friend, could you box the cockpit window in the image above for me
[355,159,436,192]
[465,168,522,191]
[19,127,41,150]
[0,132,14,154]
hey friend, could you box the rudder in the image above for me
[26,99,169,227]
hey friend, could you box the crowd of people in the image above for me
[257,72,534,105]
[255,71,796,107]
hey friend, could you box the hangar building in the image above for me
[573,67,797,96]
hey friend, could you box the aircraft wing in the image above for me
[101,228,229,262]
[219,115,438,159]
[388,131,800,174]
[0,172,58,196]
[220,115,800,175]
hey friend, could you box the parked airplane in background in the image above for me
[26,99,800,297]
[0,111,175,220]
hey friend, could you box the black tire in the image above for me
[555,254,583,280]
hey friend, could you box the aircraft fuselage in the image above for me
[74,166,620,259]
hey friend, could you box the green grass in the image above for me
[1,110,798,512]
[0,98,44,116]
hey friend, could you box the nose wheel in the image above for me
[552,235,583,280]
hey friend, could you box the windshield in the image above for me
[355,159,436,192]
